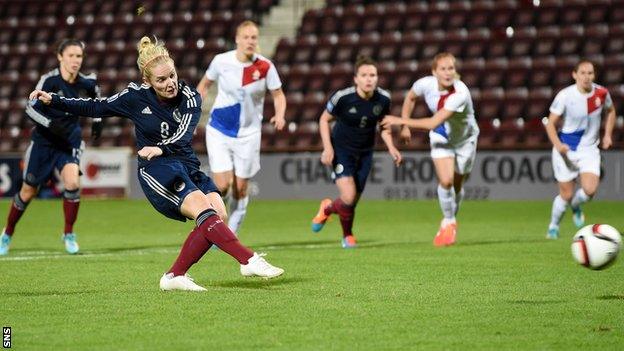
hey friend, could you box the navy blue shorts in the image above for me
[332,148,373,193]
[138,158,219,222]
[22,140,83,187]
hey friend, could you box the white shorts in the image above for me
[429,133,478,175]
[205,126,261,179]
[552,147,600,182]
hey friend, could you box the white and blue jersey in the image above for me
[411,76,478,145]
[26,68,99,149]
[327,87,391,153]
[549,83,612,151]
[205,50,282,138]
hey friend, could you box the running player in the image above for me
[544,59,616,239]
[0,39,102,255]
[28,36,284,291]
[310,55,402,248]
[197,20,286,235]
[381,52,479,247]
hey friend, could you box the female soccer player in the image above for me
[196,20,286,235]
[0,39,102,255]
[544,60,616,239]
[310,55,402,248]
[381,52,479,247]
[28,36,284,291]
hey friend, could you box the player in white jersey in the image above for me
[381,53,479,247]
[197,21,286,235]
[544,60,616,239]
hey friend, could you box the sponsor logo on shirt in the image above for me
[141,106,152,114]
[349,107,357,114]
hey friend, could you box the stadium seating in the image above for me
[0,0,278,150]
[1,0,623,152]
[272,0,624,151]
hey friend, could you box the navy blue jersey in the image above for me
[326,87,391,152]
[26,68,99,148]
[48,81,202,169]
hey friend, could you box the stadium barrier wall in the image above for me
[0,147,132,198]
[126,150,624,201]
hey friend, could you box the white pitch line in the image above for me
[0,242,346,262]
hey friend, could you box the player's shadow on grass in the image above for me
[210,276,308,290]
[597,294,624,301]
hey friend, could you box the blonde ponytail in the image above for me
[136,36,173,78]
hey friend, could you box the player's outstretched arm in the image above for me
[381,108,453,131]
[29,90,52,105]
[319,110,335,166]
[602,105,616,150]
[545,112,569,155]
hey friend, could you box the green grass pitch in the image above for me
[1,199,623,350]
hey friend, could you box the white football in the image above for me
[571,224,622,270]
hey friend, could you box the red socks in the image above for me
[169,226,213,276]
[168,209,254,276]
[324,198,355,237]
[5,193,30,235]
[63,189,80,234]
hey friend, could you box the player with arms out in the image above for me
[28,36,284,291]
[382,53,479,246]
[197,20,286,236]
[0,39,103,255]
[311,55,402,248]
[544,60,616,239]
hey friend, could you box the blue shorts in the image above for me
[332,148,373,193]
[22,140,83,187]
[138,158,219,222]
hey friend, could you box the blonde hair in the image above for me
[431,52,461,80]
[136,36,174,78]
[236,20,259,36]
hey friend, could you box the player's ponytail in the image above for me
[136,36,174,79]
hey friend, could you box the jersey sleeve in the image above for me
[604,91,613,109]
[410,77,428,96]
[326,92,341,116]
[205,55,219,81]
[25,76,57,127]
[266,63,282,91]
[444,91,468,112]
[549,91,566,116]
[50,86,134,119]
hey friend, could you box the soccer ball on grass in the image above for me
[571,224,621,270]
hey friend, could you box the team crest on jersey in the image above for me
[373,104,383,116]
[594,96,602,107]
[172,109,182,123]
[252,69,260,81]
[56,90,65,97]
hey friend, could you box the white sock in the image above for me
[228,196,249,235]
[437,185,456,221]
[454,188,465,216]
[549,195,568,228]
[570,188,590,211]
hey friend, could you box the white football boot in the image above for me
[159,273,207,291]
[240,253,284,279]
